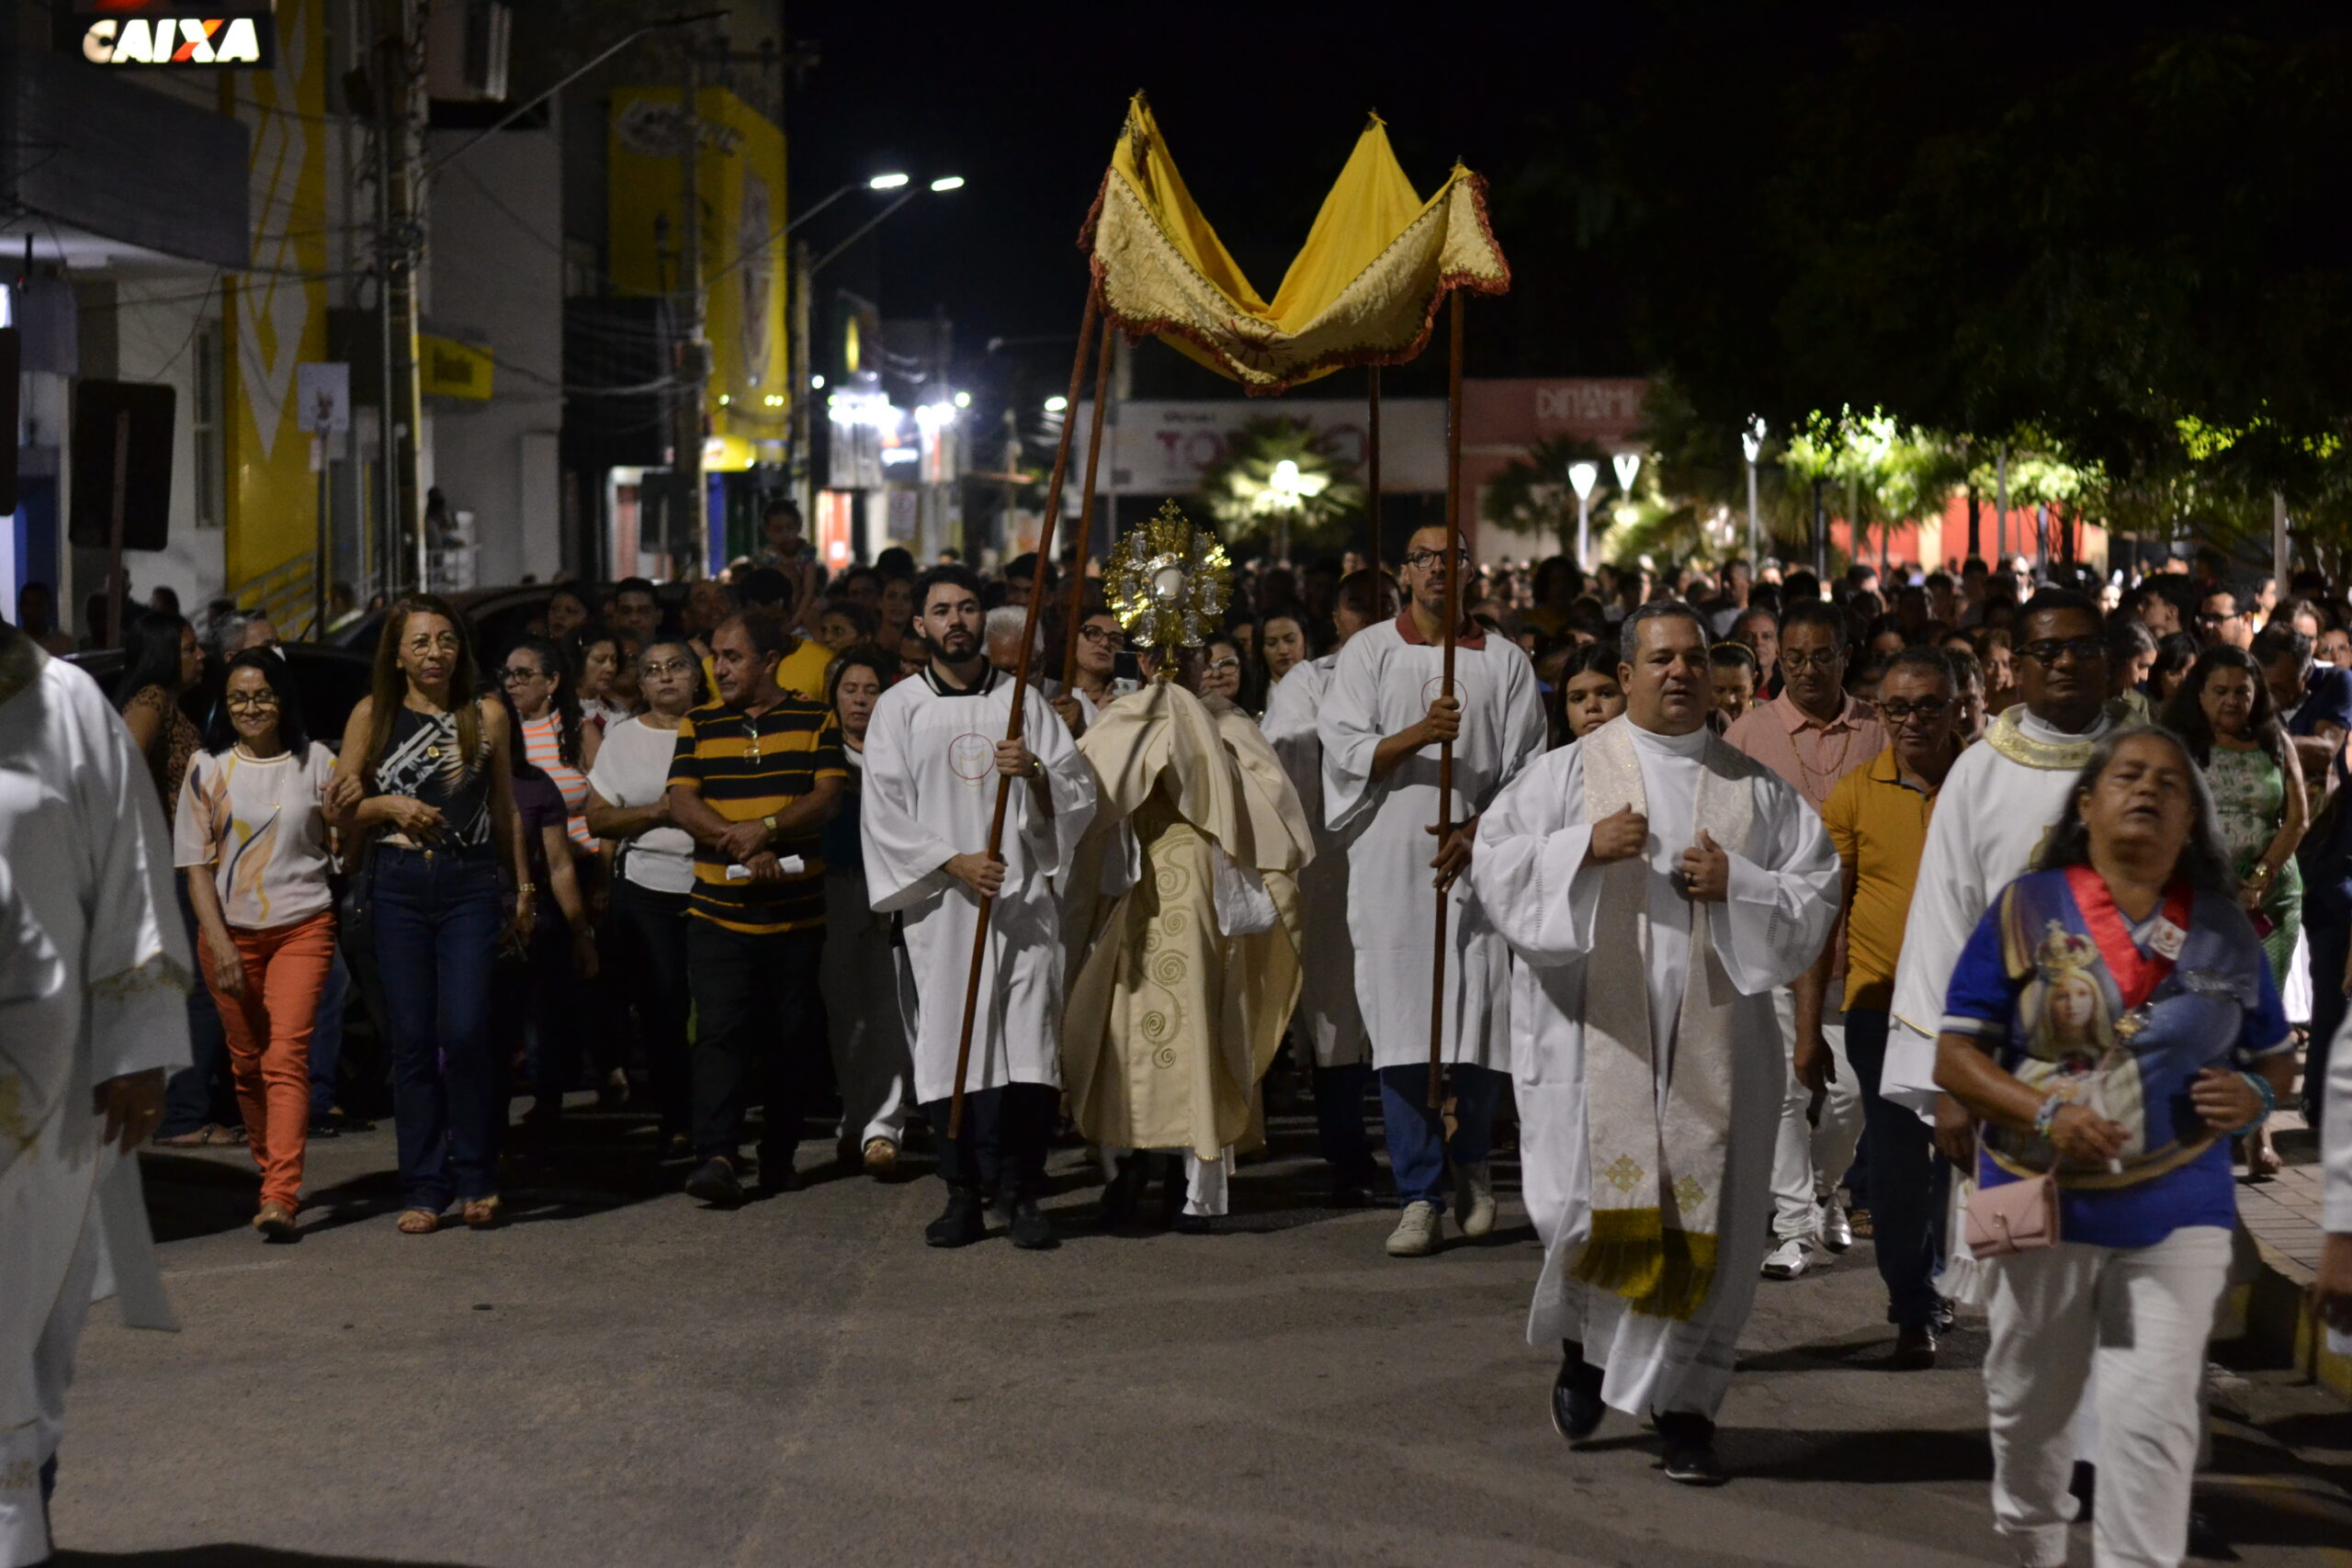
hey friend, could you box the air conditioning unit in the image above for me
[425,1,510,103]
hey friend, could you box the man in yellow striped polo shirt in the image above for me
[667,612,846,1207]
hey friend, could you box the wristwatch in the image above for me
[763,812,780,842]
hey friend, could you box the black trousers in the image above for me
[918,1082,1057,1200]
[612,878,694,1137]
[685,919,823,1164]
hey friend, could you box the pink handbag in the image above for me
[1964,1172,2061,1258]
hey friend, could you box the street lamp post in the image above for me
[1740,417,1765,566]
[1568,460,1600,571]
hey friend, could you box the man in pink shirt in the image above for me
[1723,601,1887,1279]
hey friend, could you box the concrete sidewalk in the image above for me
[2238,1105,2350,1402]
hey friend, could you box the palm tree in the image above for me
[1195,416,1365,560]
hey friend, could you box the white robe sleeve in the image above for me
[1317,636,1388,834]
[1260,663,1321,817]
[1483,643,1551,805]
[1711,779,1840,997]
[1470,748,1607,966]
[859,693,958,914]
[75,675,191,1084]
[1016,684,1096,880]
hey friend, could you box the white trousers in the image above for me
[1,1225,96,1568]
[1984,1225,2231,1568]
[1770,987,1860,1240]
[820,875,912,1145]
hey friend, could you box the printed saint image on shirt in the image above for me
[2008,921,2147,1162]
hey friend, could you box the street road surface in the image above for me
[50,1107,2352,1568]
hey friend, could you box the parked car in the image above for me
[71,640,376,753]
[330,580,695,658]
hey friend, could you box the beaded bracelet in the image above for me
[2236,1070,2276,1133]
[2032,1094,2064,1140]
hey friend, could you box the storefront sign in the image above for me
[420,335,493,400]
[80,12,273,67]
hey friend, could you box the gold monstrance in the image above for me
[1102,500,1231,676]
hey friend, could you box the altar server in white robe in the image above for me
[1262,568,1396,1204]
[861,565,1096,1251]
[1319,526,1546,1258]
[1,627,191,1567]
[2319,1026,2350,1343]
[1883,592,2116,1130]
[1473,604,1838,1485]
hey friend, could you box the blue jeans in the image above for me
[1845,1009,1947,1328]
[370,845,504,1210]
[309,947,352,1120]
[1377,1063,1505,1210]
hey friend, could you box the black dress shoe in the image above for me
[1656,1412,1727,1485]
[1170,1211,1212,1235]
[1099,1158,1146,1225]
[1890,1322,1938,1371]
[2185,1508,2229,1561]
[1551,1349,1606,1443]
[2069,1460,2096,1521]
[684,1156,743,1208]
[1006,1197,1058,1250]
[756,1148,801,1194]
[926,1188,987,1247]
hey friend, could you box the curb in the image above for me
[2245,1233,2351,1403]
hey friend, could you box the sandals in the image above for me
[155,1122,246,1149]
[461,1196,503,1229]
[396,1208,441,1235]
[253,1201,298,1242]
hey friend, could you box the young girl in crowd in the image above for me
[174,650,339,1238]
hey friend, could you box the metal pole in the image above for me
[1366,367,1382,578]
[1428,290,1464,1111]
[107,410,130,649]
[313,436,329,636]
[1576,493,1589,571]
[1995,448,2009,566]
[1745,457,1758,568]
[2274,489,2290,590]
[946,290,1100,1139]
[676,49,707,578]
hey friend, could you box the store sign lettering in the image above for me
[82,17,270,67]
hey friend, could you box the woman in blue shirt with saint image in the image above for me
[1933,726,2295,1568]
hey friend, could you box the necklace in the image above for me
[1790,706,1857,799]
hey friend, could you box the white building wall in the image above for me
[424,118,564,590]
[111,279,224,618]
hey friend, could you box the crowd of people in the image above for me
[9,493,2352,1568]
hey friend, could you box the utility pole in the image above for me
[673,46,708,577]
[374,0,426,597]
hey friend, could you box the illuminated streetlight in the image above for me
[952,389,971,409]
[868,173,910,190]
[809,373,826,389]
[1567,460,1600,570]
[929,175,966,193]
[1045,395,1068,413]
[1740,417,1766,565]
[1612,452,1642,492]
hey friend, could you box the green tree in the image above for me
[1193,417,1364,558]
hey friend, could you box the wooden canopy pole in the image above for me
[947,288,1101,1139]
[1057,322,1119,694]
[1366,367,1384,580]
[1428,292,1464,1111]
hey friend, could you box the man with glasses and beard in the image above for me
[859,566,1096,1249]
[1317,525,1546,1258]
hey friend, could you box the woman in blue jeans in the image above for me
[330,595,531,1233]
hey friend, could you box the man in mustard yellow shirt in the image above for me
[1815,645,1964,1368]
[702,566,834,701]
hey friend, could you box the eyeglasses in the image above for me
[1779,649,1845,671]
[2195,608,2239,625]
[403,633,460,654]
[223,692,281,711]
[2018,637,2107,666]
[640,659,695,680]
[1205,657,1242,673]
[1404,547,1472,569]
[1076,624,1118,644]
[1878,696,1950,723]
[496,666,548,684]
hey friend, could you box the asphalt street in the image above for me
[46,1101,2352,1568]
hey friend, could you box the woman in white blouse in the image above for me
[584,639,705,1157]
[174,649,343,1239]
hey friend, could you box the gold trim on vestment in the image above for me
[1984,706,2098,772]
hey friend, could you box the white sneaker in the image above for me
[1453,1161,1497,1237]
[1385,1200,1442,1258]
[1760,1235,1826,1279]
[1818,1193,1853,1253]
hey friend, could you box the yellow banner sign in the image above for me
[421,334,494,400]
